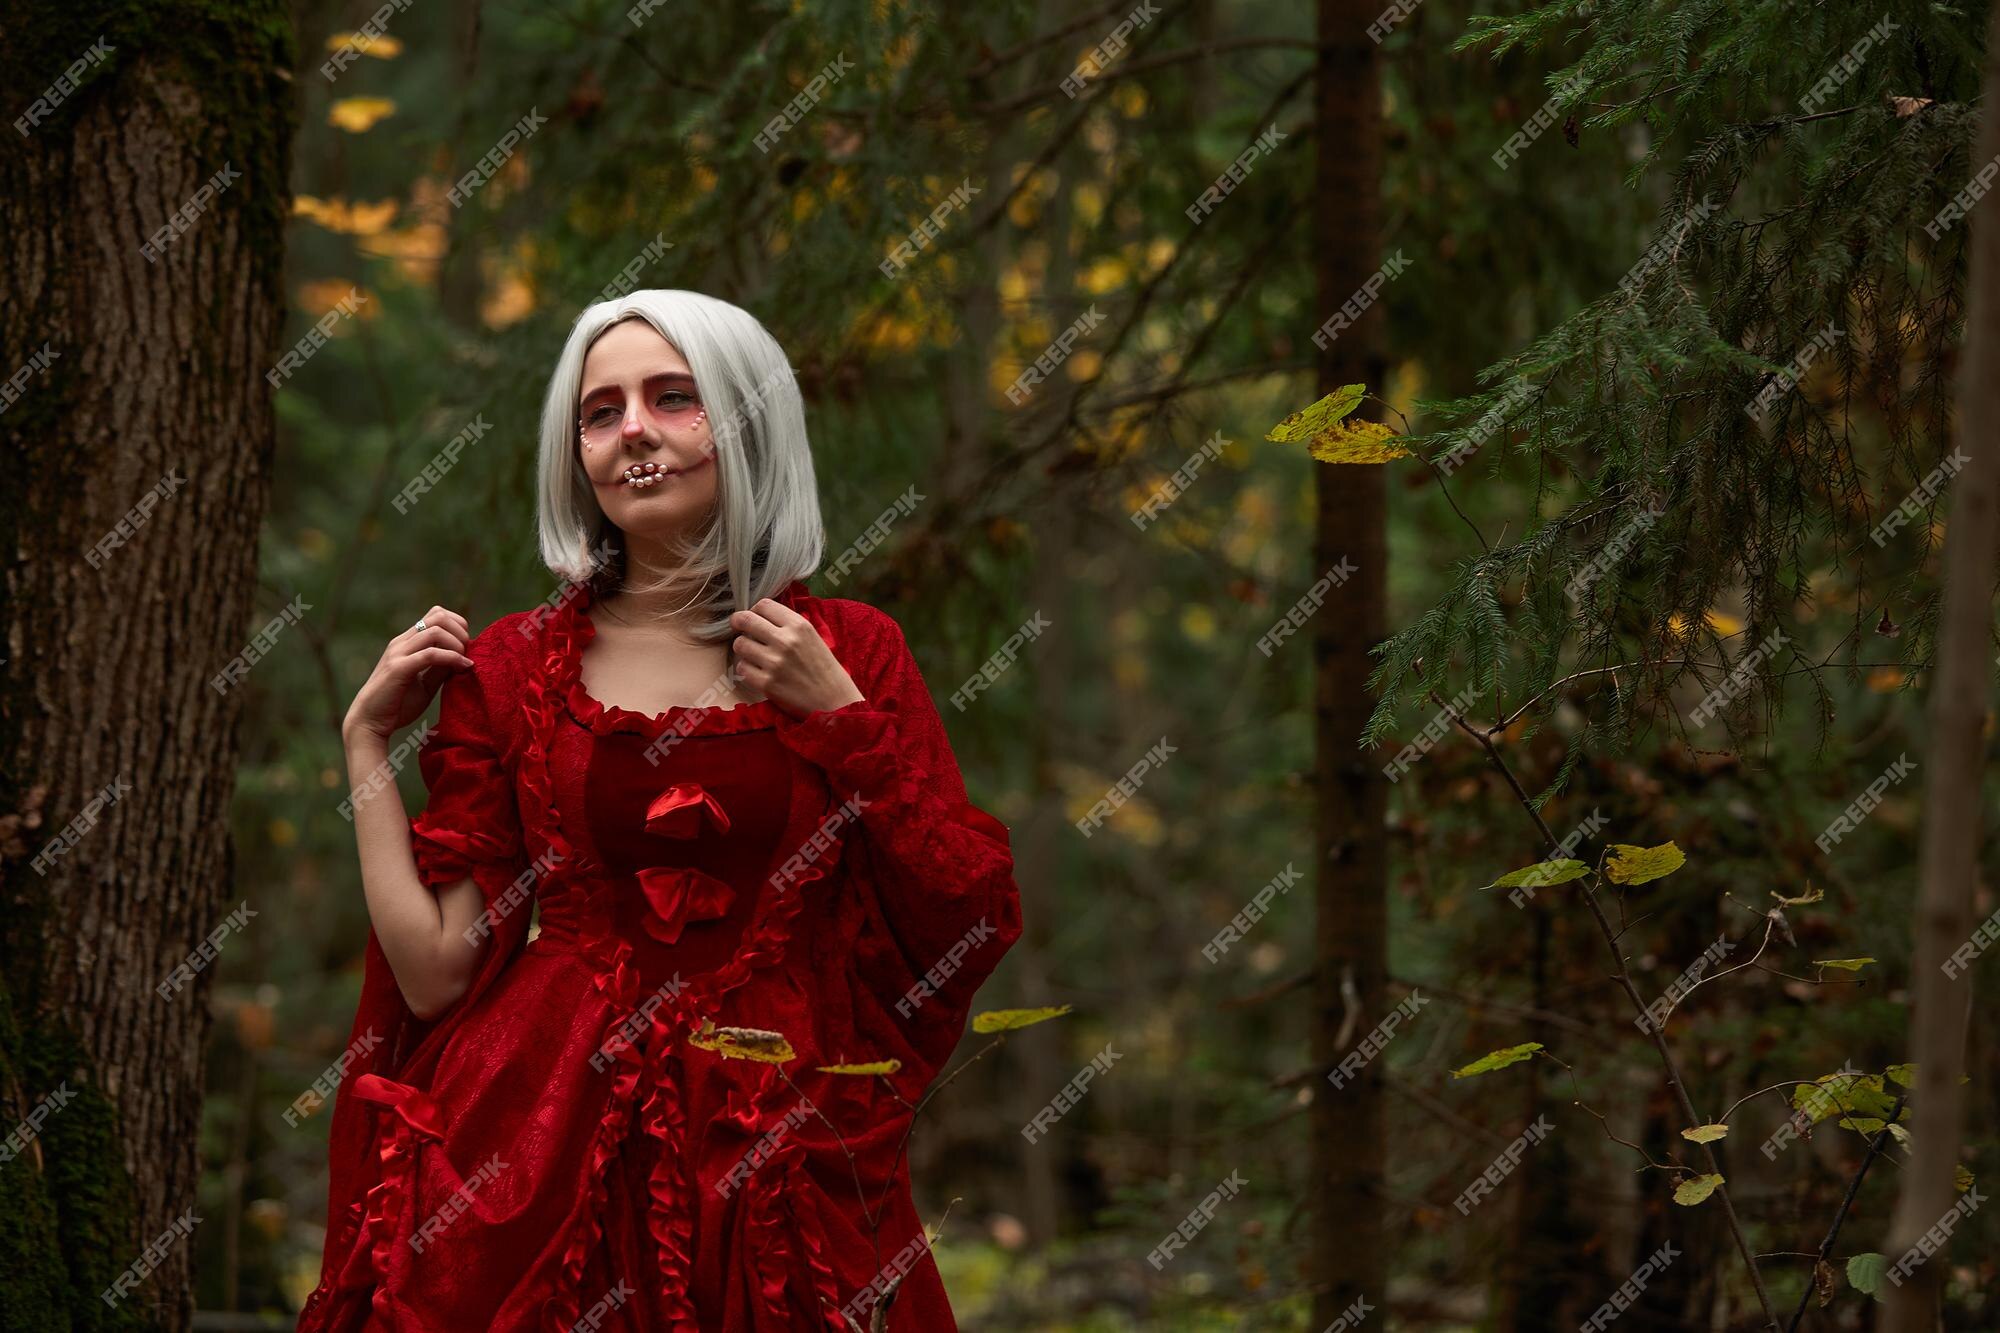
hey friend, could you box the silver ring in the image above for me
[411,616,428,633]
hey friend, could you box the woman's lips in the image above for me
[617,454,710,489]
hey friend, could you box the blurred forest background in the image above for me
[4,0,1998,1329]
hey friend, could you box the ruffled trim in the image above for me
[522,578,854,1327]
[560,582,780,738]
[349,1074,446,1325]
[745,1120,848,1329]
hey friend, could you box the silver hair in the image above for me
[535,289,824,642]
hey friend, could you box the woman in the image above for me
[296,290,1023,1331]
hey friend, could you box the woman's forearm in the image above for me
[343,726,482,1019]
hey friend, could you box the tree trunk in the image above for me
[1310,0,1389,1325]
[0,5,293,1328]
[1880,5,2000,1329]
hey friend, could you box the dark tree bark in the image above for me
[1881,4,2000,1328]
[0,5,293,1328]
[1310,0,1389,1325]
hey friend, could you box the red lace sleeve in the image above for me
[774,605,1024,1069]
[408,658,527,893]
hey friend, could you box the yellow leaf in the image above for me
[1681,1124,1730,1143]
[1307,418,1412,465]
[327,97,396,133]
[687,1020,795,1064]
[1450,1042,1543,1078]
[1266,385,1365,443]
[1605,841,1685,885]
[1813,957,1875,972]
[325,31,404,58]
[1705,610,1745,636]
[972,1005,1074,1033]
[1673,1173,1724,1205]
[816,1060,903,1076]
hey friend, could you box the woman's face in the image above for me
[576,319,719,538]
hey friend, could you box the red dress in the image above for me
[295,578,1023,1332]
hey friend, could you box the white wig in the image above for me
[535,289,825,642]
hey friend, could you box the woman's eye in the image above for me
[586,407,618,425]
[657,389,695,410]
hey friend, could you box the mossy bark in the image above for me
[0,3,295,1329]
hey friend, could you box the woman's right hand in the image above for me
[343,605,475,746]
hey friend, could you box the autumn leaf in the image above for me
[1605,841,1685,885]
[1956,1164,1974,1193]
[1307,418,1412,464]
[1813,957,1875,972]
[1770,884,1824,908]
[1680,1123,1729,1143]
[1673,1173,1723,1205]
[816,1060,903,1076]
[1267,385,1364,441]
[1887,94,1933,117]
[326,30,404,58]
[1450,1042,1543,1079]
[1485,859,1590,890]
[972,1005,1073,1033]
[688,1020,795,1064]
[328,97,396,133]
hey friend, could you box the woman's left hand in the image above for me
[729,600,866,717]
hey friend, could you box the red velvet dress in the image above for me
[295,578,1023,1332]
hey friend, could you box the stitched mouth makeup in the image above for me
[619,454,712,489]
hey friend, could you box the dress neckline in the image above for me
[557,579,782,738]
